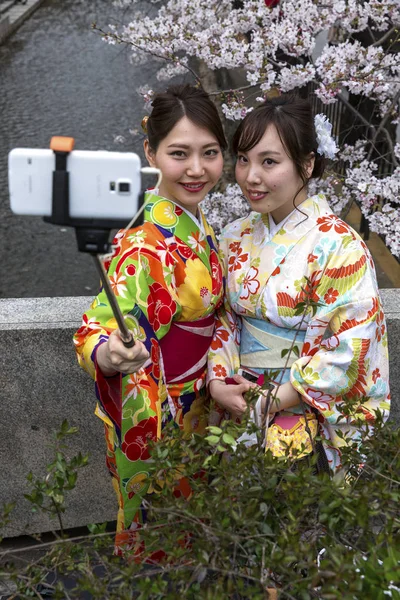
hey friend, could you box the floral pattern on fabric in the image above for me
[74,193,224,553]
[208,194,390,475]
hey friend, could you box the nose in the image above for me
[246,163,262,186]
[186,155,205,178]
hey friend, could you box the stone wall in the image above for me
[0,291,398,537]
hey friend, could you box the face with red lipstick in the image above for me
[235,123,314,224]
[144,116,223,216]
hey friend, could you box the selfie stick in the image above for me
[91,256,134,347]
[44,136,140,348]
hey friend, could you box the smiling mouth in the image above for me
[247,190,269,201]
[179,182,207,193]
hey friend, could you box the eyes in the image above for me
[169,148,220,159]
[263,158,276,166]
[237,154,276,167]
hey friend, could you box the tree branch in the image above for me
[372,26,397,47]
[208,83,259,97]
[93,25,202,84]
[337,93,376,131]
[367,89,400,165]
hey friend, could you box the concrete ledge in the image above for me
[0,0,46,45]
[0,297,115,538]
[0,15,10,43]
[0,291,399,537]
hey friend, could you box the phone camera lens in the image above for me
[110,182,116,191]
[118,182,130,193]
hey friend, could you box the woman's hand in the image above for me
[260,381,301,414]
[260,356,313,413]
[209,375,256,420]
[96,329,150,376]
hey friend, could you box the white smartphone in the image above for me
[8,148,141,220]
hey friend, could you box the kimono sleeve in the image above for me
[290,236,390,464]
[207,230,241,382]
[73,231,181,430]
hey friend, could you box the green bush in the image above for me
[1,415,399,599]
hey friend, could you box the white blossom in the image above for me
[314,114,339,160]
[201,184,249,235]
[101,0,400,258]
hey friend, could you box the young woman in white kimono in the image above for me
[208,95,390,475]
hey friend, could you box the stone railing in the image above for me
[0,0,46,45]
[0,291,399,537]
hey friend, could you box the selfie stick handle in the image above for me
[92,255,135,348]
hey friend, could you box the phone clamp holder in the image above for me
[45,136,135,347]
[44,136,141,254]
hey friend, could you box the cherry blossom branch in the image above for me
[207,83,258,97]
[367,89,400,165]
[372,26,398,47]
[92,24,202,84]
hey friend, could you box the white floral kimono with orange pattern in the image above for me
[208,193,390,474]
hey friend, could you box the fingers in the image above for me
[109,330,147,359]
[105,330,150,374]
[210,381,248,419]
[230,399,247,419]
[234,382,256,397]
[232,374,258,391]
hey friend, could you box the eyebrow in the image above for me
[257,151,282,157]
[167,143,219,149]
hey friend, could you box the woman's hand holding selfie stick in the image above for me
[92,256,150,376]
[96,329,149,376]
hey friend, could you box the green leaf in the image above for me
[67,472,78,487]
[202,456,212,467]
[205,435,220,445]
[207,426,222,435]
[66,426,79,435]
[260,522,273,535]
[52,493,64,505]
[222,433,236,446]
[87,522,108,534]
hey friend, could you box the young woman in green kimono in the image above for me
[74,85,233,557]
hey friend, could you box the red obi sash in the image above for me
[159,314,215,384]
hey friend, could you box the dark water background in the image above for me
[0,0,163,298]
[1,1,395,298]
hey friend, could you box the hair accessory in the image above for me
[314,114,339,160]
[141,115,149,133]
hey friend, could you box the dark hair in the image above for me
[146,84,227,152]
[232,94,325,186]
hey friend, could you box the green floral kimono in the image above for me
[74,192,224,555]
